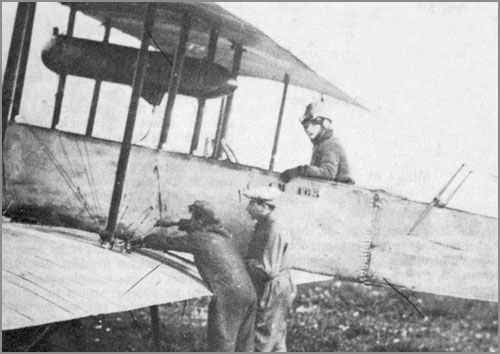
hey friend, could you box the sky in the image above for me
[2,2,498,216]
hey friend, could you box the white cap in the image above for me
[243,187,281,206]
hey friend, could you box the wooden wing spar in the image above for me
[59,2,366,109]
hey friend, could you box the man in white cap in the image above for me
[243,187,296,352]
[280,101,354,184]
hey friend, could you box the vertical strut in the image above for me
[157,12,191,149]
[86,19,111,137]
[2,3,29,144]
[190,99,206,154]
[10,2,36,122]
[105,3,157,242]
[51,6,76,129]
[214,43,243,159]
[269,73,290,170]
[212,97,226,158]
[190,26,219,154]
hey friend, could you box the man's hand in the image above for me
[280,166,305,183]
[129,237,145,248]
[154,217,179,228]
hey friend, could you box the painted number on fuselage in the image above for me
[297,187,320,198]
[269,182,320,199]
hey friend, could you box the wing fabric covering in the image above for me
[2,222,210,330]
[368,192,498,302]
[60,2,365,109]
[2,219,331,330]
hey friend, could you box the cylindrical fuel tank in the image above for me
[42,34,238,105]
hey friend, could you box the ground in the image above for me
[3,280,498,352]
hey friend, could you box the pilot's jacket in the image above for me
[246,212,296,352]
[143,222,257,352]
[304,128,354,184]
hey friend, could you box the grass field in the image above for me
[8,279,496,352]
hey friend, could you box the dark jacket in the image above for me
[304,129,354,184]
[143,222,256,352]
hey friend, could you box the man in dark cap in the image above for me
[280,101,354,184]
[135,200,256,352]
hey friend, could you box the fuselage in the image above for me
[3,122,497,303]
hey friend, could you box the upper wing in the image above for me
[60,2,365,109]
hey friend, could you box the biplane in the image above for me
[2,2,497,350]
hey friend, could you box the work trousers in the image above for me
[207,291,257,352]
[255,275,296,352]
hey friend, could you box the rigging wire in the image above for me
[123,206,154,236]
[145,27,173,67]
[56,134,100,218]
[76,139,103,219]
[83,139,105,217]
[129,206,155,235]
[118,204,130,225]
[383,277,425,319]
[30,130,99,223]
[57,135,78,183]
[145,27,172,105]
[471,169,498,179]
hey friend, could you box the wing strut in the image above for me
[10,3,36,123]
[269,73,290,170]
[50,6,76,129]
[190,25,220,154]
[2,3,30,145]
[214,43,244,159]
[86,18,111,137]
[157,12,192,149]
[104,3,157,244]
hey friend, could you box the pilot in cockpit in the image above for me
[280,101,354,185]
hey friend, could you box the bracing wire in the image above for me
[471,170,498,179]
[32,131,99,221]
[118,204,130,225]
[83,140,105,217]
[383,277,425,319]
[145,27,173,67]
[56,134,100,218]
[123,206,154,236]
[76,139,102,219]
[57,135,78,182]
[129,206,155,236]
[145,27,172,102]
